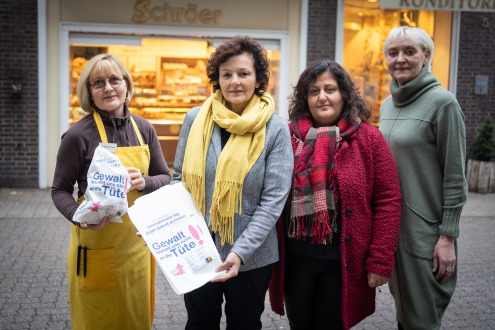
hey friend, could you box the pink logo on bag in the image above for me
[89,201,102,212]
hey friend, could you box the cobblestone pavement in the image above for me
[0,189,494,329]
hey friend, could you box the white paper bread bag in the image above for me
[128,183,225,295]
[73,145,131,225]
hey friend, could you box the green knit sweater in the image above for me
[379,67,467,258]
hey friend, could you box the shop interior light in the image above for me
[402,12,417,27]
[211,39,280,51]
[70,33,143,46]
[344,22,363,31]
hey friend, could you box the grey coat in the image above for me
[172,107,293,271]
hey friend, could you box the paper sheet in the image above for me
[128,183,225,294]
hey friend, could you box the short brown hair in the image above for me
[206,36,270,96]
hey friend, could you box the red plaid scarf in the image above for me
[287,115,360,244]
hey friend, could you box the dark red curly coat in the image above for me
[269,122,402,330]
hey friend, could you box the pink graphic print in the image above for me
[175,263,185,276]
[188,225,204,245]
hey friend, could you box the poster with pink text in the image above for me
[128,183,225,295]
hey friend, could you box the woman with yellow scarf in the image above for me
[172,36,293,329]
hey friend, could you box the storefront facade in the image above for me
[306,0,494,152]
[0,0,494,188]
[42,0,303,187]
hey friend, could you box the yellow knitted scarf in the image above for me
[182,90,274,245]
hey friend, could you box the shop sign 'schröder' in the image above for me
[133,0,223,24]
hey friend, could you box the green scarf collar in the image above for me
[390,66,441,107]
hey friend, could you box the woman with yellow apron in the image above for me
[51,54,171,330]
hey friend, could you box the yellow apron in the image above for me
[68,112,155,330]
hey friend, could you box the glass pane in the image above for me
[68,34,281,166]
[343,0,451,125]
[69,36,281,124]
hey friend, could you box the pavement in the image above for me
[0,188,494,329]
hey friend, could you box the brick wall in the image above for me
[306,0,337,64]
[0,0,39,188]
[457,12,495,158]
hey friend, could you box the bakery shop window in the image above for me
[343,0,452,126]
[69,36,281,166]
[69,38,213,125]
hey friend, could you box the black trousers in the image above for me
[184,263,273,330]
[284,251,343,330]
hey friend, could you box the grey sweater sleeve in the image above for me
[229,117,293,263]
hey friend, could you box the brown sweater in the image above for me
[51,106,171,225]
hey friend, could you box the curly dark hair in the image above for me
[288,60,371,125]
[207,36,270,96]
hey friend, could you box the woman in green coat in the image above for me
[379,26,468,330]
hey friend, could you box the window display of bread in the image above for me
[69,52,211,125]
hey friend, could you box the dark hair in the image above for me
[207,36,270,96]
[288,60,371,125]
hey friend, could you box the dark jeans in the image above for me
[284,251,343,330]
[184,263,273,330]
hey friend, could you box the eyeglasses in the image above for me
[90,77,124,90]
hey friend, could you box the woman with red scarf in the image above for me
[269,60,402,330]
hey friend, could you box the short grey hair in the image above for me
[383,26,434,72]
